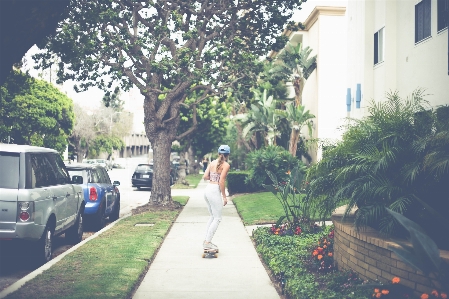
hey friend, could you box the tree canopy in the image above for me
[0,0,70,85]
[178,93,230,157]
[35,0,306,205]
[0,70,74,153]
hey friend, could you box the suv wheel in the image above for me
[110,200,120,222]
[66,211,84,244]
[37,224,53,265]
[95,204,106,231]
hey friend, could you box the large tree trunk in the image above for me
[144,88,183,206]
[149,130,174,205]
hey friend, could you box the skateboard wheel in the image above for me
[202,254,206,258]
[214,254,218,258]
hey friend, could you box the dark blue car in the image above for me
[66,163,120,230]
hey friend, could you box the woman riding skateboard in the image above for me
[202,145,231,251]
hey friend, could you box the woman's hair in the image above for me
[216,153,229,171]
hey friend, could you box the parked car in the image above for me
[94,159,110,171]
[0,144,85,264]
[132,164,153,190]
[132,163,175,190]
[66,163,120,231]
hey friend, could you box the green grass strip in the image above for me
[233,192,333,226]
[4,197,186,299]
[233,191,284,225]
[172,173,203,189]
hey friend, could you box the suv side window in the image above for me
[90,169,100,183]
[98,167,111,184]
[30,154,57,187]
[47,153,71,184]
[0,152,20,189]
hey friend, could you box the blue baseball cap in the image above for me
[218,145,230,154]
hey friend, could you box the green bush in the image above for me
[245,145,302,188]
[227,172,262,195]
[308,90,449,249]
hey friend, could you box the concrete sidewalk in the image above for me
[133,180,280,299]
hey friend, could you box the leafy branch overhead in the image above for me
[34,0,306,140]
[33,0,307,205]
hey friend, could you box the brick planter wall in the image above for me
[332,206,449,294]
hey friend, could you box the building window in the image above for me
[438,0,449,31]
[415,0,431,43]
[374,27,384,65]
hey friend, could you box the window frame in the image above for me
[374,27,385,65]
[437,0,449,32]
[415,0,432,44]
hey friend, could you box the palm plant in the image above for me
[307,90,449,248]
[233,89,284,148]
[269,42,317,107]
[268,42,317,156]
[278,103,315,158]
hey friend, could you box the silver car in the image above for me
[0,144,85,264]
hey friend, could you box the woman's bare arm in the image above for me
[219,163,231,205]
[203,163,211,181]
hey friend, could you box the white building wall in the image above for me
[316,14,347,144]
[288,6,348,162]
[347,0,449,120]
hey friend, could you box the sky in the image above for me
[21,0,347,134]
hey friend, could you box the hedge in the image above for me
[227,171,263,195]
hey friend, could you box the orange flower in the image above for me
[312,250,318,256]
[431,290,438,297]
[441,293,447,299]
[318,255,323,260]
[323,245,327,249]
[392,277,400,284]
[286,170,291,175]
[421,294,429,299]
[374,289,380,293]
[381,290,389,295]
[328,252,333,257]
[376,293,382,298]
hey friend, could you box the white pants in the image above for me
[204,184,223,242]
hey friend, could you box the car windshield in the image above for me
[67,169,89,184]
[96,159,106,163]
[0,152,20,189]
[136,164,153,171]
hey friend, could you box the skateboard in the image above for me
[202,248,219,258]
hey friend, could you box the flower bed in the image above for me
[252,225,372,299]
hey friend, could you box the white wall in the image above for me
[316,14,347,143]
[347,0,449,120]
[289,6,348,162]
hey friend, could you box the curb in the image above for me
[0,213,132,299]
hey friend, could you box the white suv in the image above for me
[0,144,85,264]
